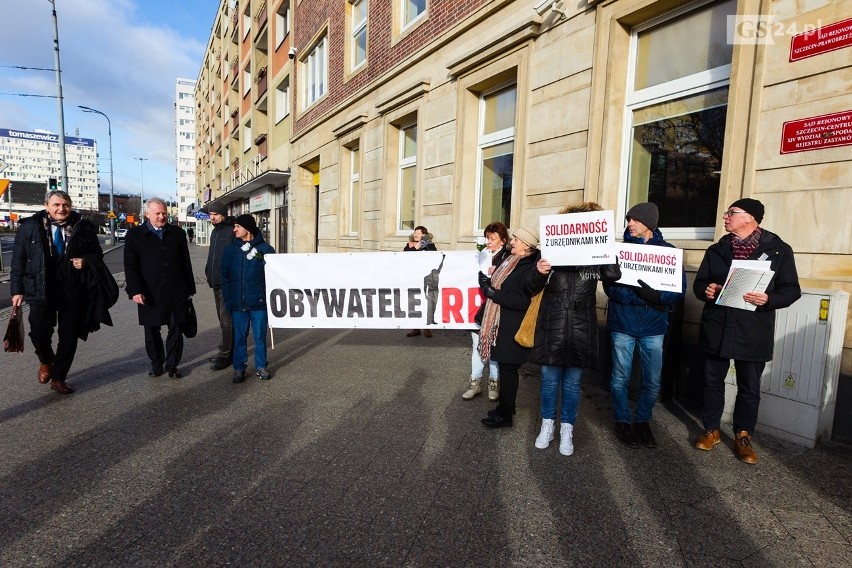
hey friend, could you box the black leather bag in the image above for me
[183,298,198,339]
[4,306,25,353]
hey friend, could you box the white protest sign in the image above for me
[264,251,483,329]
[540,210,616,266]
[614,242,683,292]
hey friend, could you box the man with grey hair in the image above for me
[124,198,196,378]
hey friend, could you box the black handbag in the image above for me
[4,306,25,353]
[182,298,198,338]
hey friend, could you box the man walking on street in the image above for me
[201,201,235,370]
[604,202,685,449]
[10,190,114,394]
[693,198,800,464]
[124,198,196,378]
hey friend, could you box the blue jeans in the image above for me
[232,309,269,372]
[470,332,499,380]
[540,365,583,424]
[610,332,664,423]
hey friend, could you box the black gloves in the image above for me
[479,272,497,300]
[637,280,666,311]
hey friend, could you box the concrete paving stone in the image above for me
[402,505,479,567]
[794,539,852,567]
[284,514,371,566]
[773,509,847,543]
[739,538,818,568]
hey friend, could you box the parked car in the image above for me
[115,228,128,241]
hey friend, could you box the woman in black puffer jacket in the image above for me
[527,202,621,456]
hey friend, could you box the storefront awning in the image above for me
[212,169,291,206]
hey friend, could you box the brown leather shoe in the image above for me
[423,329,433,338]
[406,330,421,337]
[50,380,74,395]
[38,363,52,384]
[734,431,758,464]
[694,429,721,451]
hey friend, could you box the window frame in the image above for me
[301,35,328,110]
[275,6,290,49]
[396,121,418,234]
[275,78,291,124]
[474,81,517,231]
[348,144,361,236]
[351,0,368,71]
[401,0,427,31]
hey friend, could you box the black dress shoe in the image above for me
[481,413,513,428]
[634,421,658,449]
[148,367,164,377]
[615,422,640,448]
[210,357,232,371]
[232,371,246,383]
[167,368,183,378]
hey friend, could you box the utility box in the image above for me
[723,289,849,447]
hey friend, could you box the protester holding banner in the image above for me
[222,214,276,383]
[528,202,621,456]
[603,202,685,449]
[403,225,438,338]
[478,226,540,428]
[692,198,800,464]
[463,222,510,401]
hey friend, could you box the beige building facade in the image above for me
[197,0,851,433]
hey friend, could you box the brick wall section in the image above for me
[294,0,489,136]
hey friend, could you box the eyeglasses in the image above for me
[722,210,749,218]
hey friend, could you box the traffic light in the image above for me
[48,177,58,191]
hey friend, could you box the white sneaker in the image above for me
[488,378,499,401]
[559,423,574,456]
[535,419,555,449]
[462,379,481,400]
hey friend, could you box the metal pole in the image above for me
[79,106,115,235]
[135,157,148,219]
[49,0,69,191]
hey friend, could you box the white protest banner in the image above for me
[539,210,616,266]
[264,251,483,329]
[614,242,684,292]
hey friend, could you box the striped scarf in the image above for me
[731,227,762,260]
[478,253,525,363]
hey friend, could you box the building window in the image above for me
[243,64,251,97]
[476,83,516,229]
[302,35,328,109]
[243,5,252,40]
[243,120,252,153]
[275,6,290,49]
[625,0,735,238]
[402,0,426,29]
[275,78,290,123]
[351,0,368,70]
[397,122,417,232]
[348,145,361,235]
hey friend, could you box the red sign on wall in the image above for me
[789,17,852,62]
[780,110,852,154]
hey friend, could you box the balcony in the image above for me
[255,66,268,101]
[254,133,268,159]
[231,109,239,131]
[255,0,268,31]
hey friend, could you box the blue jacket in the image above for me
[221,233,275,312]
[604,227,686,337]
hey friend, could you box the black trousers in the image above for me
[213,287,233,358]
[495,363,521,418]
[29,299,82,382]
[144,311,184,370]
[700,354,765,435]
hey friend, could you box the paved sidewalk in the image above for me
[0,244,849,567]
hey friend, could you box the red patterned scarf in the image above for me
[731,227,762,260]
[478,253,526,363]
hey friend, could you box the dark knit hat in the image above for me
[200,201,227,215]
[729,198,764,223]
[625,202,659,231]
[234,214,258,235]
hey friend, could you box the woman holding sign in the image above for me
[527,202,621,456]
[478,226,540,428]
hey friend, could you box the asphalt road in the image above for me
[0,235,121,310]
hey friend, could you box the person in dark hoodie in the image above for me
[221,214,275,383]
[604,202,685,450]
[11,190,112,394]
[201,201,236,370]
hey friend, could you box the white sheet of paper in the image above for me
[715,267,775,311]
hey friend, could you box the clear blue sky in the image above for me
[0,0,220,201]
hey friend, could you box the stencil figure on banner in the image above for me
[528,202,622,456]
[10,190,118,395]
[403,225,438,338]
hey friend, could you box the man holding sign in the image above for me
[604,202,685,449]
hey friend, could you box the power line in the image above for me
[0,65,57,71]
[0,92,59,98]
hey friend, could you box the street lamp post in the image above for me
[48,0,69,190]
[78,105,114,236]
[135,157,148,219]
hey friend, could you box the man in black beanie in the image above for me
[692,198,800,464]
[201,201,236,370]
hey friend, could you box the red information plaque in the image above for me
[790,18,852,62]
[780,110,852,154]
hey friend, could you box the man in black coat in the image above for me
[124,198,196,378]
[693,198,800,464]
[10,190,107,394]
[201,201,235,370]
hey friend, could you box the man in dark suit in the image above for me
[124,198,196,378]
